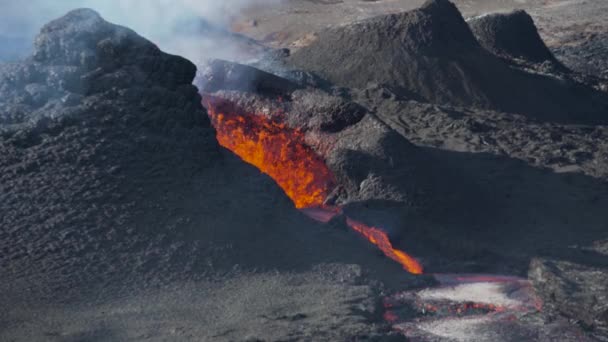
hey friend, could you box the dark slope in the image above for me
[287,0,608,124]
[0,9,423,324]
[468,10,558,64]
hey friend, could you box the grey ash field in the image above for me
[2,0,608,341]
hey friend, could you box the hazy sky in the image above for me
[0,0,278,61]
[0,0,265,37]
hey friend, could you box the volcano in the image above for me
[198,0,608,339]
[3,0,608,341]
[0,9,425,341]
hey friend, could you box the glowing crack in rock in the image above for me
[204,96,423,275]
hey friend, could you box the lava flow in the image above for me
[347,217,423,274]
[205,97,333,209]
[204,97,423,274]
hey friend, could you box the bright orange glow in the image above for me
[205,97,335,209]
[346,217,423,275]
[301,207,423,274]
[204,96,423,275]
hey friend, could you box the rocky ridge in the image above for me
[287,0,608,124]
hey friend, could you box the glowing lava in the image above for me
[205,97,334,208]
[301,207,423,274]
[204,96,423,275]
[347,217,423,274]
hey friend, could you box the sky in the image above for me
[0,0,277,61]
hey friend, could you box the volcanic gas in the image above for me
[204,96,423,275]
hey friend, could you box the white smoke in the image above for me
[0,0,279,62]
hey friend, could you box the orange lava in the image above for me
[205,98,334,208]
[204,97,423,275]
[346,217,423,275]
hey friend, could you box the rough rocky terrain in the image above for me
[529,242,608,341]
[236,0,608,87]
[468,10,559,65]
[2,0,608,341]
[0,9,423,341]
[286,0,608,124]
[532,0,608,81]
[200,0,608,340]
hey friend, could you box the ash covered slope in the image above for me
[468,10,558,65]
[0,9,417,341]
[0,9,228,300]
[288,0,608,123]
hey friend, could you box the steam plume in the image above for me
[0,0,278,62]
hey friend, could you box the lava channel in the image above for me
[204,96,423,275]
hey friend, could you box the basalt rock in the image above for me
[287,0,608,124]
[198,58,299,96]
[288,88,367,133]
[468,10,558,64]
[288,0,480,102]
[529,244,608,340]
[199,60,427,207]
[0,8,233,301]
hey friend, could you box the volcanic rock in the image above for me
[287,0,608,123]
[288,88,367,133]
[200,60,427,207]
[192,0,608,340]
[200,55,608,282]
[0,8,236,298]
[468,10,558,64]
[198,58,299,96]
[0,9,426,341]
[322,116,424,205]
[5,3,607,341]
[288,0,479,102]
[529,245,608,340]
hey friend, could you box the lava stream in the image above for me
[346,217,423,274]
[205,97,333,209]
[204,97,423,275]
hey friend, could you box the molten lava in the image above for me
[205,98,334,208]
[204,97,423,275]
[347,217,423,275]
